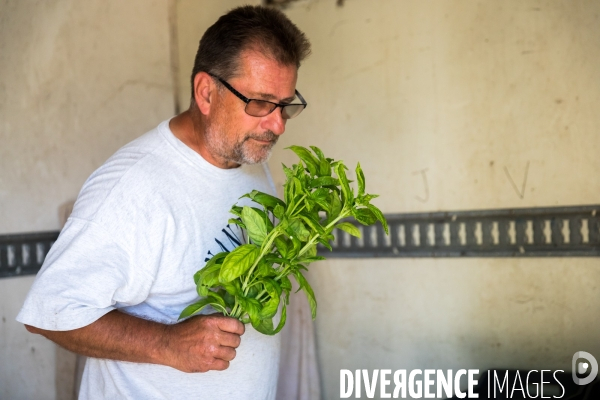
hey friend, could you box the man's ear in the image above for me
[192,72,215,115]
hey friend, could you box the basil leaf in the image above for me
[292,270,317,319]
[296,256,326,265]
[207,291,227,308]
[352,208,378,226]
[257,260,278,278]
[335,222,362,238]
[193,252,225,285]
[272,303,287,334]
[310,176,339,188]
[299,214,325,236]
[335,162,354,206]
[317,236,333,251]
[287,145,319,176]
[229,205,243,218]
[238,296,262,323]
[273,236,289,258]
[366,204,389,234]
[280,276,292,305]
[259,279,282,319]
[289,218,311,242]
[356,162,366,197]
[228,218,246,230]
[241,190,285,210]
[309,146,331,177]
[222,280,242,297]
[219,244,259,283]
[178,298,212,320]
[251,316,274,335]
[273,204,285,220]
[241,206,267,245]
[305,243,317,258]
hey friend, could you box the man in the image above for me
[17,5,311,399]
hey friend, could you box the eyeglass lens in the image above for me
[245,100,305,119]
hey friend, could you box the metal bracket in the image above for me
[322,205,600,258]
[2,205,599,279]
[0,231,60,278]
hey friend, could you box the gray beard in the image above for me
[204,126,278,165]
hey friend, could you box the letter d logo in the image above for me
[572,351,598,385]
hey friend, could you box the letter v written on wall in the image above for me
[204,223,245,262]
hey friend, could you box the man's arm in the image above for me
[25,309,244,373]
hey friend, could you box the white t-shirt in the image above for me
[17,120,281,400]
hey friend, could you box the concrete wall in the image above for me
[174,1,600,399]
[0,0,174,398]
[3,0,600,399]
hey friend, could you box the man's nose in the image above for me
[261,107,286,136]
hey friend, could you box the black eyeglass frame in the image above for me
[208,72,307,119]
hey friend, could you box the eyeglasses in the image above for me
[208,73,307,119]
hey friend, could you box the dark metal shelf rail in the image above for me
[1,205,599,279]
[322,205,600,258]
[0,231,60,278]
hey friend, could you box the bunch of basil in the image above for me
[179,146,388,335]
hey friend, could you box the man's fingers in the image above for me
[215,316,245,335]
[209,359,230,371]
[215,346,237,362]
[219,331,242,348]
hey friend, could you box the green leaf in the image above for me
[335,222,362,238]
[356,193,379,206]
[251,316,274,334]
[242,190,285,210]
[257,260,278,278]
[292,271,317,319]
[299,214,325,236]
[289,218,311,242]
[178,298,212,320]
[329,191,342,219]
[287,146,319,176]
[335,162,354,206]
[241,206,268,245]
[296,255,326,265]
[366,204,389,235]
[280,276,292,291]
[219,244,259,283]
[317,236,333,251]
[310,176,339,188]
[238,296,262,323]
[282,163,295,180]
[310,146,332,176]
[272,303,287,334]
[273,204,285,220]
[230,205,243,218]
[207,291,227,309]
[259,278,282,318]
[310,188,330,212]
[305,243,317,258]
[273,236,289,258]
[228,218,246,230]
[356,162,366,197]
[352,208,377,226]
[222,281,242,297]
[193,252,226,285]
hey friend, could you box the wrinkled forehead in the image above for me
[232,49,298,101]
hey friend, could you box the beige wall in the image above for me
[0,0,174,398]
[3,0,599,399]
[174,1,600,399]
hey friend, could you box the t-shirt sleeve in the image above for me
[16,217,154,331]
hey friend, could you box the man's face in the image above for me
[203,49,298,166]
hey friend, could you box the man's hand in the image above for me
[162,314,245,373]
[25,310,245,373]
